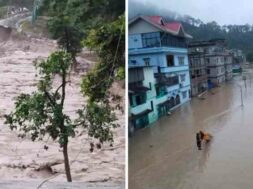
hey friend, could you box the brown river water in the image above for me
[0,33,125,186]
[129,75,253,189]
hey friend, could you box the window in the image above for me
[205,58,210,65]
[167,55,174,67]
[178,57,185,66]
[156,86,167,98]
[193,58,199,66]
[131,60,137,65]
[180,74,186,82]
[135,94,146,106]
[161,33,187,48]
[142,32,160,48]
[157,66,161,73]
[143,58,150,66]
[207,69,210,74]
[221,67,224,73]
[129,94,133,106]
[167,76,179,87]
[182,91,187,99]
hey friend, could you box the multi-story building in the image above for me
[224,53,233,81]
[188,47,208,96]
[230,49,245,73]
[189,39,229,88]
[128,15,192,131]
[128,66,156,130]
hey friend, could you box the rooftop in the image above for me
[129,15,192,39]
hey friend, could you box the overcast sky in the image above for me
[129,0,253,25]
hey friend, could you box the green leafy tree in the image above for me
[38,0,125,72]
[39,0,83,70]
[47,17,84,70]
[246,51,253,62]
[4,51,118,182]
[82,15,125,102]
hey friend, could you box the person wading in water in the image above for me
[196,130,213,150]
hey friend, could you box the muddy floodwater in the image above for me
[129,76,253,189]
[0,34,124,186]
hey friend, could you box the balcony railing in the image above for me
[155,74,179,87]
[129,82,150,94]
[191,75,208,85]
[160,66,189,73]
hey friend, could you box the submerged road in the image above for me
[129,76,253,189]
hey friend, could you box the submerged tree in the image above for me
[4,51,118,182]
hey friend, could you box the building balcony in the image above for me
[129,46,188,55]
[191,75,208,85]
[155,74,179,88]
[129,83,150,95]
[130,101,152,116]
[160,66,189,73]
[190,65,206,70]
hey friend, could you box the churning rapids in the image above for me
[0,28,125,186]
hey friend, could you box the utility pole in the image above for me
[250,75,252,88]
[32,0,41,24]
[240,85,244,107]
[237,84,244,107]
[243,75,247,89]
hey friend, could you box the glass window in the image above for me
[167,55,174,67]
[131,60,137,65]
[182,91,187,99]
[180,74,186,82]
[160,33,187,48]
[142,32,160,48]
[178,57,185,66]
[135,94,146,106]
[207,69,210,74]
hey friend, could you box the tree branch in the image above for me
[71,120,87,128]
[54,81,71,97]
[44,89,56,107]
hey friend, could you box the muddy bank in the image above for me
[0,33,125,185]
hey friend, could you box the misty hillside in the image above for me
[129,0,253,61]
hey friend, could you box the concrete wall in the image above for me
[208,66,225,77]
[129,53,165,68]
[209,75,225,84]
[129,34,142,49]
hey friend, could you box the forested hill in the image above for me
[181,20,253,60]
[129,0,253,60]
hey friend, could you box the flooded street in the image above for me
[129,76,253,189]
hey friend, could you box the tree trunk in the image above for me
[71,54,78,72]
[63,143,72,182]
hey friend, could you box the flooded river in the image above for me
[0,33,125,186]
[129,77,253,189]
